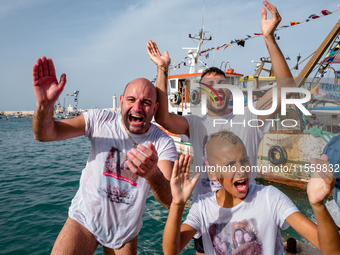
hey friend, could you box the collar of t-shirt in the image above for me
[204,111,234,122]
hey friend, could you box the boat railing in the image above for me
[302,113,340,134]
[266,110,340,136]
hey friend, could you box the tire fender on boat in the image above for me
[268,145,287,165]
[190,89,201,105]
[173,92,182,105]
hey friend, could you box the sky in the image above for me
[0,0,340,111]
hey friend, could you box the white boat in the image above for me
[54,91,82,119]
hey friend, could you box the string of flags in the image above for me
[66,91,80,110]
[308,39,340,93]
[171,6,340,70]
[323,41,340,63]
[321,40,340,82]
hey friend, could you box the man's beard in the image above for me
[121,110,149,134]
[206,92,229,114]
[207,101,229,114]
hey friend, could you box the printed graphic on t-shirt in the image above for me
[201,178,221,193]
[97,147,138,204]
[209,219,262,255]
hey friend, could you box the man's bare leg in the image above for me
[103,236,138,255]
[51,217,98,255]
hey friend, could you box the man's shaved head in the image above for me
[123,78,157,102]
[120,78,159,134]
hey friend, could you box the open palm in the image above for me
[307,155,335,206]
[32,57,66,106]
[171,153,201,205]
[261,0,281,37]
[147,40,171,68]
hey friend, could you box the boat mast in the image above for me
[183,30,212,74]
[183,4,212,74]
[296,19,340,87]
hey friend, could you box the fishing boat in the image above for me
[256,19,340,188]
[157,28,244,156]
[157,19,340,189]
[54,91,82,119]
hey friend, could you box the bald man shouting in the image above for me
[32,57,177,255]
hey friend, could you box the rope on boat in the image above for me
[302,126,335,143]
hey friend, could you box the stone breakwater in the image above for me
[1,108,117,116]
[1,111,35,115]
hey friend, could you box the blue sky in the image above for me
[1,0,340,111]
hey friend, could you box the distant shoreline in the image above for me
[1,111,35,115]
[1,108,118,116]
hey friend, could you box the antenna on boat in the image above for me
[202,1,204,30]
[184,1,212,73]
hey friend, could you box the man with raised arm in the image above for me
[32,57,177,255]
[147,1,296,254]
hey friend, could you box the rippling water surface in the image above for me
[0,117,338,254]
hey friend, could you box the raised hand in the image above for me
[146,40,171,69]
[261,0,281,38]
[32,56,66,106]
[170,153,201,205]
[307,154,336,206]
[126,141,159,180]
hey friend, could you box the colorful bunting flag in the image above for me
[171,5,340,69]
[321,10,332,16]
[337,70,340,80]
[224,43,231,50]
[290,21,300,26]
[308,14,320,19]
[237,40,245,47]
[322,41,340,63]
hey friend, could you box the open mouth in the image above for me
[129,114,144,125]
[214,92,225,105]
[233,179,247,192]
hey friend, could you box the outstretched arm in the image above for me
[147,41,190,138]
[286,155,340,254]
[163,153,200,255]
[307,155,340,254]
[256,1,296,123]
[32,57,85,142]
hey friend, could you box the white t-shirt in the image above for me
[68,109,177,249]
[183,106,270,202]
[184,184,299,255]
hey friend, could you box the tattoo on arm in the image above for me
[258,98,273,110]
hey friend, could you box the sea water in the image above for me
[0,117,339,254]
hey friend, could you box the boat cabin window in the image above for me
[170,80,176,89]
[226,77,235,85]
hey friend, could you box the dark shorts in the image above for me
[194,236,204,253]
